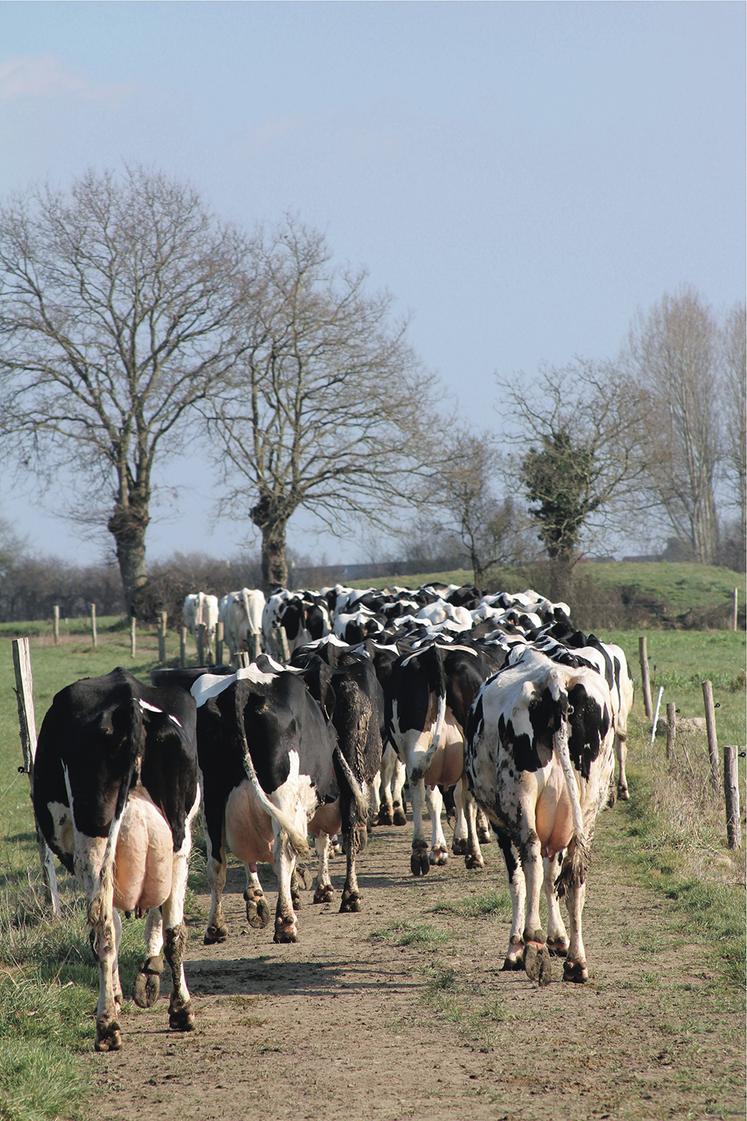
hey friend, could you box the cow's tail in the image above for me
[334,746,370,822]
[331,677,373,822]
[234,686,309,858]
[410,645,447,783]
[548,671,589,898]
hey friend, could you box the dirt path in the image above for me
[92,806,744,1121]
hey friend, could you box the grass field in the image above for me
[0,606,743,1121]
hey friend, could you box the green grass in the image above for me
[430,889,511,920]
[369,920,450,947]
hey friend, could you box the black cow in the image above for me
[33,667,200,1052]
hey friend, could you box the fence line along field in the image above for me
[0,591,744,1121]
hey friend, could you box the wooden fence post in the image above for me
[11,638,61,916]
[723,746,741,849]
[638,636,653,720]
[665,703,676,761]
[89,603,97,648]
[196,623,206,666]
[179,626,187,668]
[702,680,720,794]
[158,612,167,664]
[130,616,137,658]
[52,605,60,645]
[215,620,224,666]
[732,588,739,632]
[238,650,251,669]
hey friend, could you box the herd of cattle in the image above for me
[32,581,634,1051]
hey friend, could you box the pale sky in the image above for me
[1,1,744,565]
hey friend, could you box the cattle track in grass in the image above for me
[91,805,743,1121]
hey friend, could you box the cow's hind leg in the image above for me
[426,785,448,866]
[312,833,334,904]
[204,825,229,944]
[391,755,407,825]
[340,826,362,913]
[273,832,299,942]
[562,879,589,983]
[520,829,552,986]
[133,906,164,1007]
[243,863,270,928]
[497,833,526,970]
[162,798,198,1032]
[476,808,492,844]
[409,776,430,876]
[451,779,469,856]
[463,787,485,870]
[543,854,569,957]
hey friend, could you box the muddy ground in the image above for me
[92,806,744,1121]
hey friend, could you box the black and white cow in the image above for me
[386,642,499,875]
[33,667,200,1051]
[465,646,615,985]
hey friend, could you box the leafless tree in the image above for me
[418,423,533,586]
[626,288,722,564]
[207,218,436,590]
[0,167,245,615]
[500,360,648,596]
[721,302,746,556]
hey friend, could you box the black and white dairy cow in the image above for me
[386,642,497,875]
[33,667,200,1051]
[191,658,370,942]
[262,590,331,661]
[465,646,615,984]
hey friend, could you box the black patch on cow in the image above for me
[567,683,609,779]
[496,687,559,773]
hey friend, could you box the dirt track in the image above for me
[92,807,744,1121]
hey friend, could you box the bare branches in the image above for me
[0,167,247,612]
[205,216,436,585]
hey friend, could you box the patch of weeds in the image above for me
[370,921,449,947]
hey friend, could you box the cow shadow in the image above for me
[185,953,422,999]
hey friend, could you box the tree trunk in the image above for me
[549,551,573,603]
[259,520,289,593]
[108,503,150,618]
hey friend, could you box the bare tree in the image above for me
[722,302,746,558]
[0,167,245,615]
[207,218,436,590]
[419,424,532,586]
[500,360,647,597]
[627,288,722,564]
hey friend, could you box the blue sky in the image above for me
[0,1,744,564]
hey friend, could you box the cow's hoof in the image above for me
[465,852,485,870]
[451,837,468,856]
[563,959,589,983]
[410,850,430,877]
[340,890,362,913]
[169,1001,196,1032]
[524,942,553,986]
[133,970,160,1008]
[429,846,448,867]
[502,953,525,971]
[617,785,630,802]
[273,926,299,944]
[244,893,271,929]
[377,805,394,826]
[203,923,228,945]
[477,827,492,844]
[392,806,407,826]
[95,1018,122,1052]
[547,938,569,958]
[313,884,334,904]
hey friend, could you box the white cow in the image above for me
[220,588,266,662]
[182,592,220,662]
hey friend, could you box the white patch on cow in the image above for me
[47,800,73,858]
[138,699,162,715]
